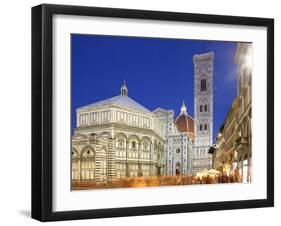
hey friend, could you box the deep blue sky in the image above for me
[72,34,238,142]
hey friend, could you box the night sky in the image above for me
[71,34,238,142]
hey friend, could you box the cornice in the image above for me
[76,123,165,142]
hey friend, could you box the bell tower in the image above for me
[193,52,214,173]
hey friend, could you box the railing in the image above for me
[235,136,249,150]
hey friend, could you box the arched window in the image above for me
[100,132,111,140]
[82,147,95,157]
[143,142,148,150]
[132,141,136,149]
[118,139,124,148]
[205,104,208,112]
[89,133,98,140]
[201,79,207,91]
[204,123,208,131]
[72,149,79,158]
[199,123,203,131]
[200,105,203,112]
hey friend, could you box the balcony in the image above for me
[234,136,249,152]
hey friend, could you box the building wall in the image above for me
[234,43,252,183]
[165,134,192,176]
[154,108,193,176]
[212,98,238,175]
[212,43,252,183]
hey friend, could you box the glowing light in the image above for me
[244,53,252,66]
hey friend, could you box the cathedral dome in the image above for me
[175,113,194,133]
[175,101,194,135]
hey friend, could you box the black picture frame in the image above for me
[32,3,274,222]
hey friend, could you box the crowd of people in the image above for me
[72,172,240,190]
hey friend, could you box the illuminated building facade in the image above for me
[72,82,165,183]
[210,43,252,183]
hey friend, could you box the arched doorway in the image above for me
[176,162,180,176]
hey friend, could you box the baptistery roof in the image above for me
[77,81,151,113]
[78,95,151,113]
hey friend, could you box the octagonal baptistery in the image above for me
[72,81,165,184]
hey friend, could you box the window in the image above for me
[90,133,98,140]
[132,141,136,149]
[118,140,124,148]
[80,113,88,125]
[204,123,208,131]
[199,124,203,131]
[205,104,208,112]
[90,112,99,124]
[200,105,202,112]
[176,149,180,153]
[201,79,206,91]
[101,111,110,123]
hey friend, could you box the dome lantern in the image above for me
[121,80,128,96]
[180,101,187,115]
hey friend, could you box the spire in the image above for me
[120,80,128,96]
[181,100,187,115]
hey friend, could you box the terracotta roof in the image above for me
[175,113,194,134]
